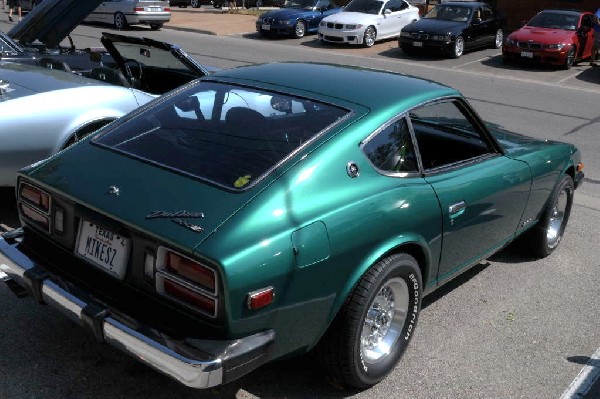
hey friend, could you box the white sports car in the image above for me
[0,0,213,187]
[318,0,419,47]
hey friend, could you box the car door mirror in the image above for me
[384,8,391,15]
[472,17,482,25]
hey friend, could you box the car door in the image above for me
[408,98,531,283]
[379,0,412,39]
[467,6,489,48]
[578,14,595,59]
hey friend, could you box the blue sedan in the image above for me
[256,0,341,38]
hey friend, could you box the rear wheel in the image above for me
[149,23,163,30]
[524,175,574,258]
[292,20,306,38]
[493,29,503,48]
[363,26,376,48]
[114,12,127,30]
[316,253,422,388]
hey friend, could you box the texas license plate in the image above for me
[413,41,423,47]
[521,51,533,58]
[76,220,131,279]
[262,24,270,30]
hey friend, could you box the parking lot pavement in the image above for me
[165,6,259,35]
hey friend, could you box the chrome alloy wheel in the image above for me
[360,277,409,364]
[363,26,376,47]
[546,186,570,248]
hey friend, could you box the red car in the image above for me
[502,9,596,69]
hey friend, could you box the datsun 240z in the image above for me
[0,63,584,389]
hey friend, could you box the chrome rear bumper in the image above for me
[0,232,274,389]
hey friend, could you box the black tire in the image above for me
[563,47,576,70]
[524,174,574,258]
[149,23,163,30]
[450,35,464,58]
[316,253,422,388]
[363,26,376,48]
[114,12,128,30]
[292,20,306,38]
[191,0,200,7]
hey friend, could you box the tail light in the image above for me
[164,7,171,11]
[155,247,218,317]
[18,182,52,233]
[134,7,144,11]
[20,182,51,214]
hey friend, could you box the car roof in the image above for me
[208,63,458,112]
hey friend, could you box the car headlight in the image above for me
[320,21,325,26]
[346,24,362,29]
[280,20,292,25]
[546,43,565,50]
[431,34,451,41]
[505,38,516,45]
[400,31,411,38]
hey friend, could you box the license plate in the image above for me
[148,6,161,11]
[521,51,533,58]
[262,24,270,31]
[76,220,131,279]
[413,41,423,47]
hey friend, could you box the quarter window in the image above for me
[409,100,494,170]
[363,117,418,173]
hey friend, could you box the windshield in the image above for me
[345,0,383,15]
[282,0,316,9]
[111,41,188,70]
[94,81,349,190]
[424,5,472,22]
[527,11,579,31]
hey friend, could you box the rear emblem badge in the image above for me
[146,210,205,234]
[108,186,120,196]
[347,162,360,178]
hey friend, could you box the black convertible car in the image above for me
[399,1,504,58]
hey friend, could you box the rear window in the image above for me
[94,81,348,190]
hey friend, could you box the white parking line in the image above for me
[560,346,600,399]
[453,56,492,68]
[556,71,583,85]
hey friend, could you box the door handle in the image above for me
[449,201,466,217]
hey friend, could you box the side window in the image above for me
[409,100,493,170]
[482,6,493,21]
[362,117,418,173]
[386,0,401,12]
[315,0,330,10]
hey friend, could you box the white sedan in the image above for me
[318,0,419,47]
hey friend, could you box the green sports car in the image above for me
[0,63,584,389]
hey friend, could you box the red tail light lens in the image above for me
[134,7,144,11]
[19,203,50,232]
[163,279,216,315]
[19,183,51,214]
[164,7,171,11]
[165,251,216,293]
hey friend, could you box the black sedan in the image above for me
[398,1,503,58]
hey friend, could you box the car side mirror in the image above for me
[472,17,482,25]
[384,8,391,15]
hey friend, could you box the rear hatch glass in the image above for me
[94,81,349,190]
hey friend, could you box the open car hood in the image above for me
[100,32,217,77]
[8,0,104,48]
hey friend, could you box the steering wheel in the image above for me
[123,59,143,88]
